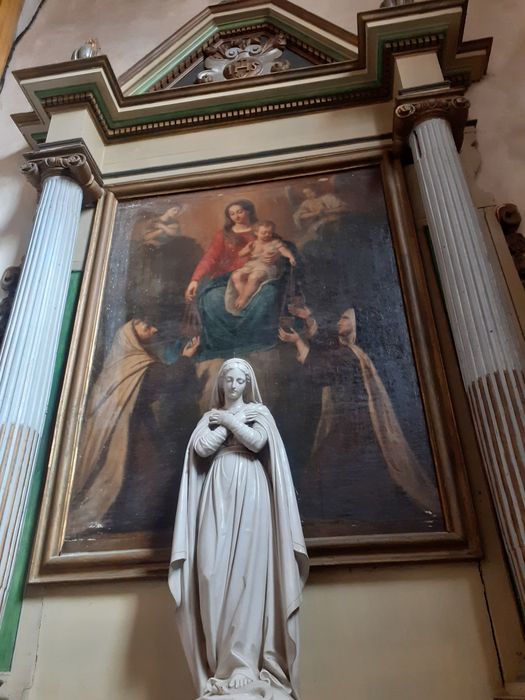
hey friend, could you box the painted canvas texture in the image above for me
[63,166,443,552]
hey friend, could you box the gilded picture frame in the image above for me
[29,150,480,583]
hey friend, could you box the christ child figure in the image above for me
[229,221,297,311]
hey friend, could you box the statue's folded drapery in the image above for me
[169,399,308,700]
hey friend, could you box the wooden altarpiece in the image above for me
[11,0,492,583]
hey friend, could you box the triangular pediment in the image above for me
[119,0,358,95]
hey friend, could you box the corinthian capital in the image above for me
[393,95,470,155]
[22,140,103,206]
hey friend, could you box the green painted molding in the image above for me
[12,1,492,148]
[31,27,447,138]
[0,271,82,672]
[35,76,365,132]
[132,25,218,95]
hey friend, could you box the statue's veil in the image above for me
[210,358,262,408]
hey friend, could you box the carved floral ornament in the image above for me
[197,31,291,83]
[393,95,470,153]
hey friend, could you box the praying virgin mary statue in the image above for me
[169,358,309,700]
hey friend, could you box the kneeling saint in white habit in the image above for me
[169,358,309,699]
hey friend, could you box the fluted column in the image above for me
[0,146,102,624]
[396,98,525,609]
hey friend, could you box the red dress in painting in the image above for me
[191,229,254,282]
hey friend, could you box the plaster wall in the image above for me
[22,565,500,700]
[463,0,525,221]
[0,1,524,699]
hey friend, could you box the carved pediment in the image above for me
[12,0,492,147]
[141,23,338,91]
[119,0,353,95]
[187,29,317,85]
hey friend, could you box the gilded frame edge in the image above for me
[29,146,480,584]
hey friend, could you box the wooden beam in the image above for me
[0,0,24,77]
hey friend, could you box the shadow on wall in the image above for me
[300,564,502,699]
[0,148,37,281]
[21,580,194,700]
[22,563,502,699]
[125,581,194,699]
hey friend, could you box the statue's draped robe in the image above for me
[169,404,308,699]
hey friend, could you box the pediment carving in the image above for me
[195,30,291,84]
[149,24,326,91]
[121,2,346,95]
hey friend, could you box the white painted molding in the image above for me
[409,116,525,609]
[0,175,83,625]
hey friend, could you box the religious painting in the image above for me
[31,156,478,582]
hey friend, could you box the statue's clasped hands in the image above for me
[209,407,258,430]
[209,410,234,430]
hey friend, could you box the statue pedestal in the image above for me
[197,679,293,699]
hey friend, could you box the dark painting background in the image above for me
[64,166,442,549]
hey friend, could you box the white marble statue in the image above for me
[169,358,309,700]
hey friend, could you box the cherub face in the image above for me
[222,367,247,401]
[255,225,274,242]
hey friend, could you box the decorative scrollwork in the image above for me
[223,58,263,80]
[22,150,103,206]
[197,31,290,83]
[393,95,470,154]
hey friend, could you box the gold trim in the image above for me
[30,192,117,581]
[382,154,478,547]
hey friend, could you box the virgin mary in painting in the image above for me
[184,199,295,359]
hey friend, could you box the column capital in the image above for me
[393,94,470,155]
[22,139,103,206]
